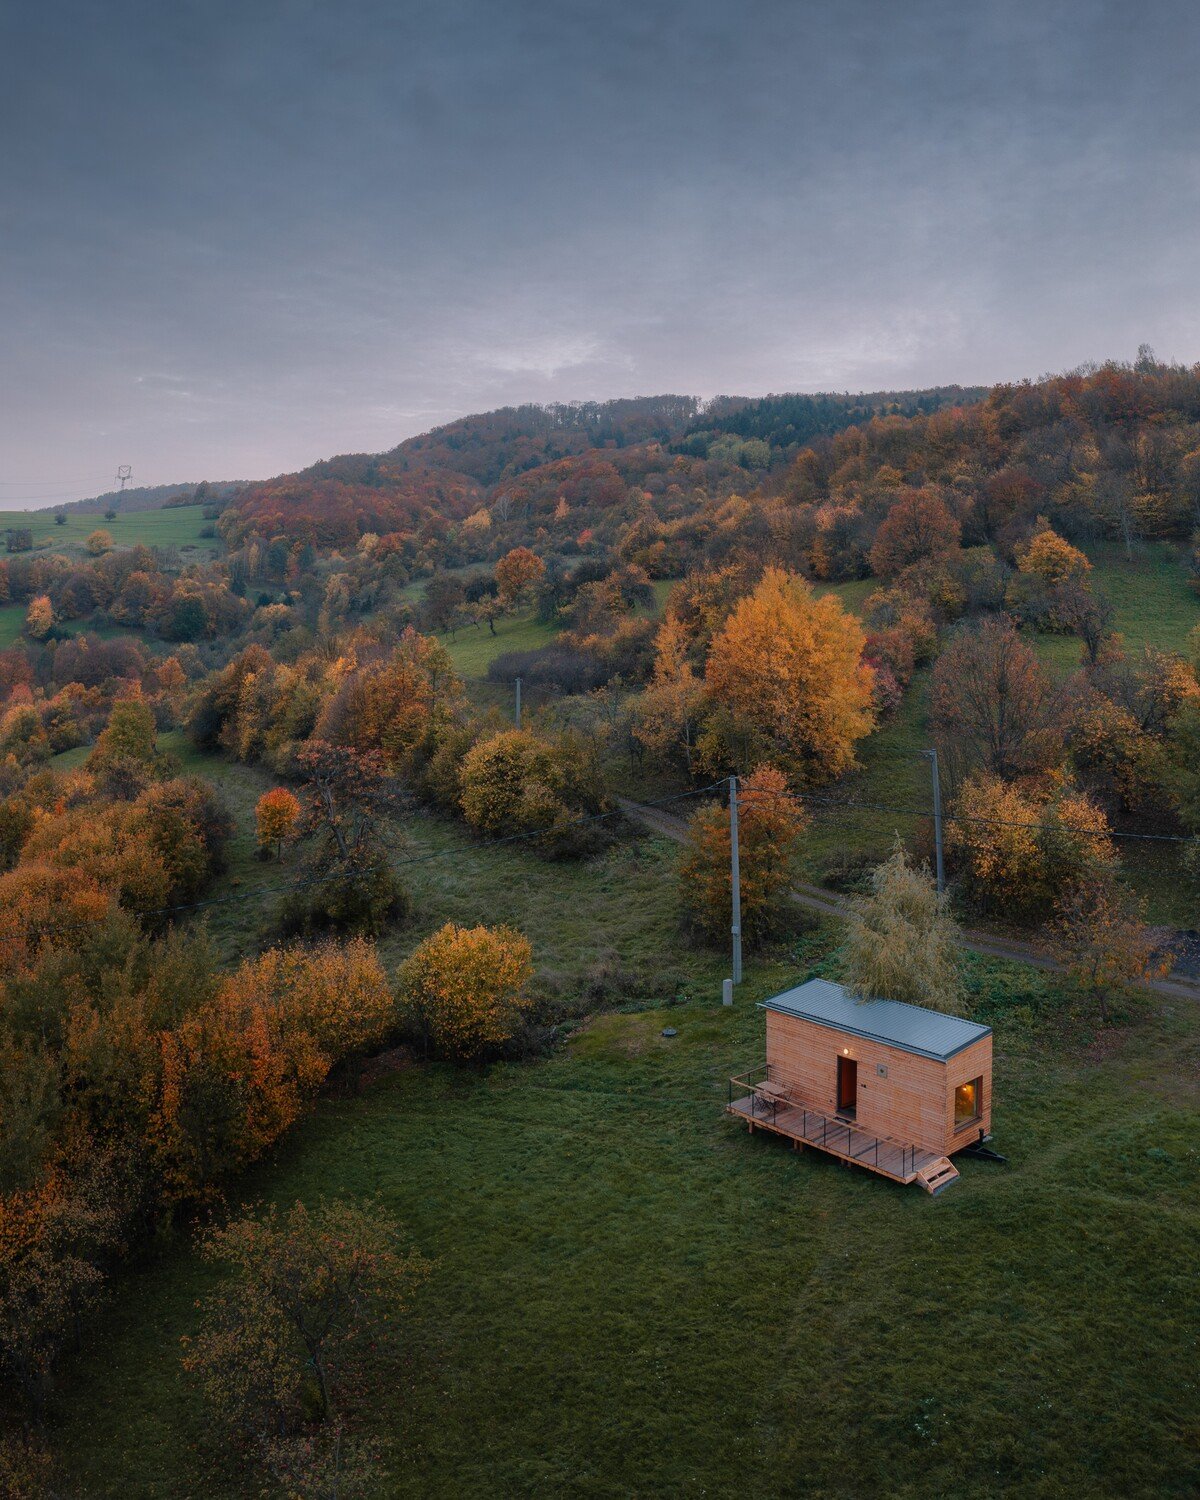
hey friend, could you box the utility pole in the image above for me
[729,774,743,986]
[514,676,522,729]
[926,748,945,895]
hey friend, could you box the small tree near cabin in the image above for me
[256,787,300,859]
[842,843,964,1014]
[678,765,807,945]
[1048,872,1171,1021]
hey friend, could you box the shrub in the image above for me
[458,728,608,857]
[486,645,609,694]
[277,857,406,939]
[399,922,534,1061]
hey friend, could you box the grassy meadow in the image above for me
[0,503,218,555]
[441,609,558,679]
[49,801,1200,1497]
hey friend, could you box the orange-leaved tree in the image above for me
[23,595,54,643]
[227,937,395,1076]
[148,939,391,1199]
[678,765,807,944]
[702,568,875,781]
[947,771,1115,921]
[256,787,300,859]
[1014,520,1091,587]
[494,546,545,608]
[868,488,961,577]
[1047,871,1170,1020]
[314,627,464,776]
[399,922,533,1061]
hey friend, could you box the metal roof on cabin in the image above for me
[759,978,991,1062]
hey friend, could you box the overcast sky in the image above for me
[2,0,1199,499]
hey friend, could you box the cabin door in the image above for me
[836,1056,858,1117]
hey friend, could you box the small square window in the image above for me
[954,1077,982,1129]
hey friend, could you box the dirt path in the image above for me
[616,796,1200,1002]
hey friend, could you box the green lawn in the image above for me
[0,602,23,647]
[1035,542,1198,677]
[0,503,218,556]
[153,733,710,980]
[50,896,1200,1498]
[0,601,159,653]
[438,609,560,679]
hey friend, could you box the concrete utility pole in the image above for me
[926,748,945,895]
[514,676,522,729]
[729,774,743,985]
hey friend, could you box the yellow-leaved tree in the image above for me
[633,612,706,773]
[702,568,876,780]
[1014,520,1091,586]
[842,844,964,1013]
[399,922,533,1061]
[947,771,1115,921]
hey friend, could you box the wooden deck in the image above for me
[727,1093,945,1186]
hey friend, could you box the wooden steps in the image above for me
[915,1158,960,1196]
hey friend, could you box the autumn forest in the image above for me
[2,355,1200,1495]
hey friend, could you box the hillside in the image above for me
[222,386,984,549]
[4,355,1200,1497]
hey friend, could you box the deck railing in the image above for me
[727,1068,923,1180]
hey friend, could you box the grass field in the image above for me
[440,609,559,679]
[1035,542,1198,676]
[0,503,218,555]
[0,603,23,648]
[48,817,1200,1497]
[0,601,161,651]
[159,731,702,979]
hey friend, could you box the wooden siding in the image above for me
[764,1012,992,1157]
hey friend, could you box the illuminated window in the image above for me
[954,1077,981,1128]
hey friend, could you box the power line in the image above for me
[734,784,1195,843]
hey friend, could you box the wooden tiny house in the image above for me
[728,978,993,1194]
